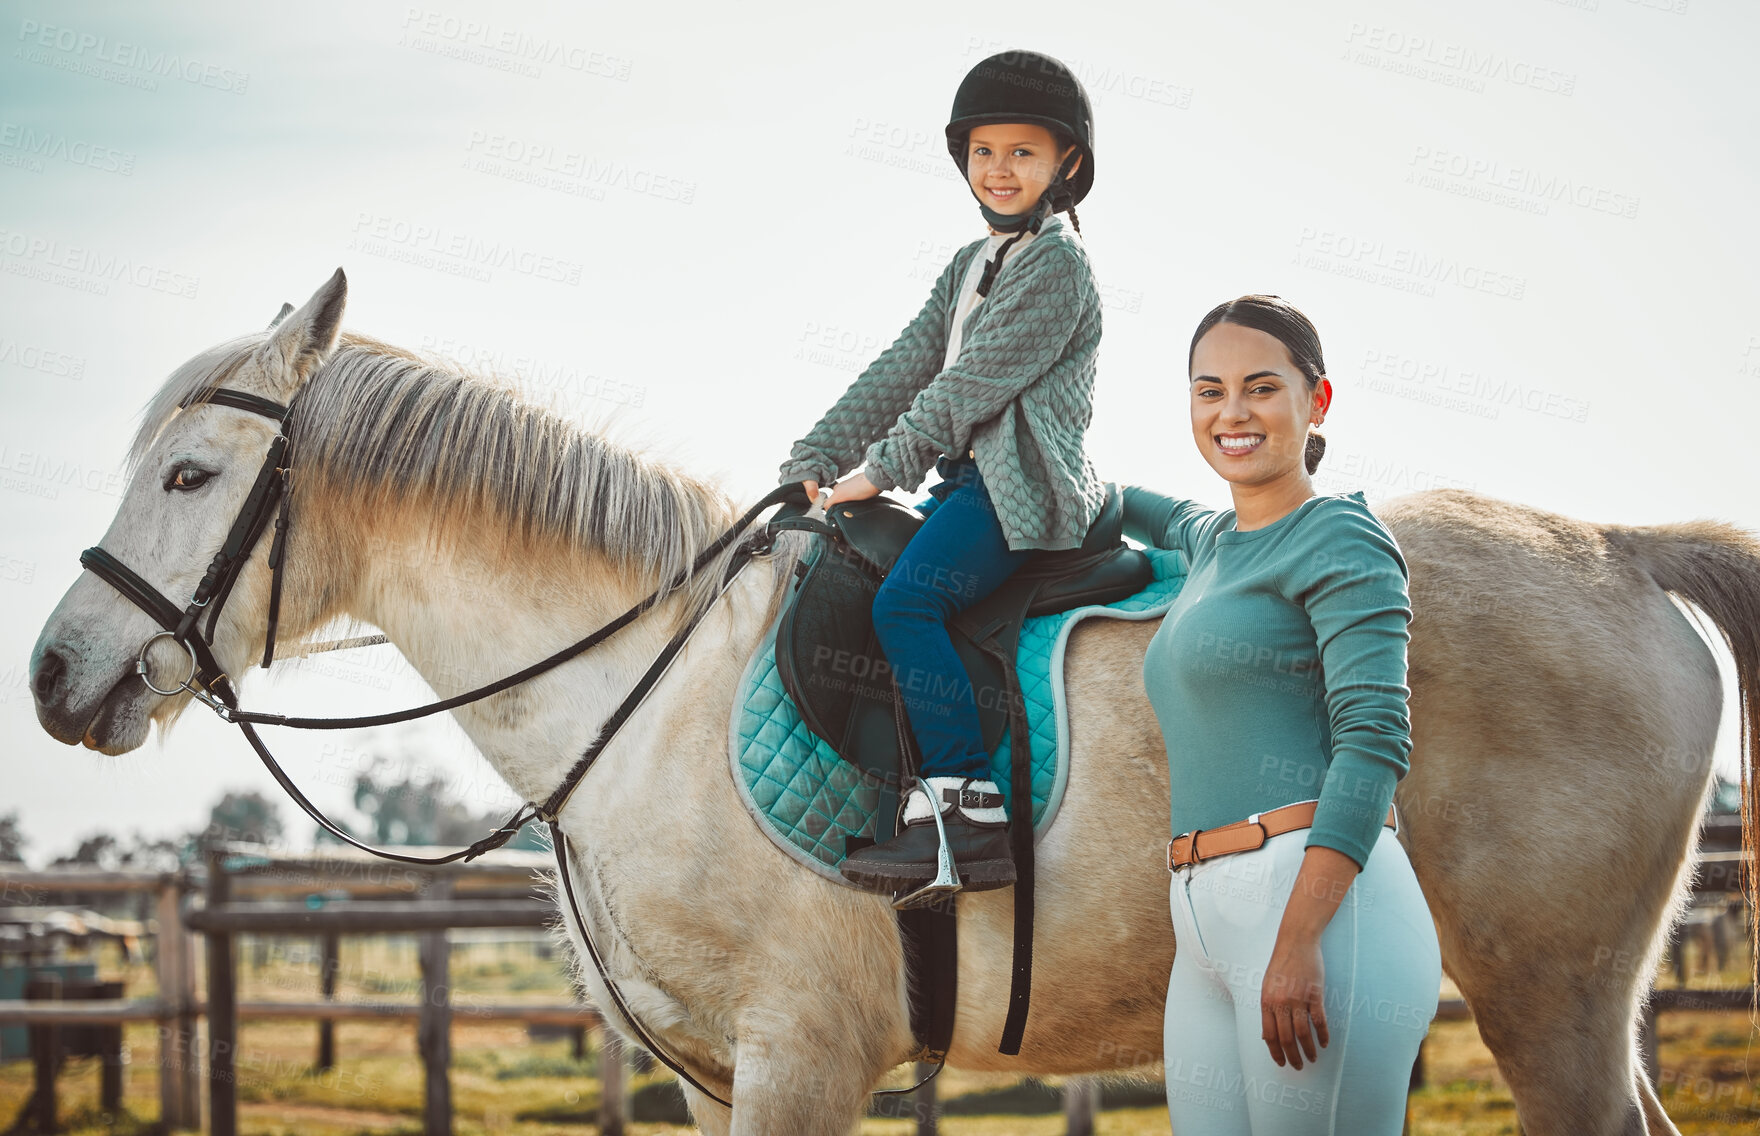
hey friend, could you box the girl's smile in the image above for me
[965,122,1080,219]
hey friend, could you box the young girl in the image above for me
[777,49,1107,898]
[1124,295,1441,1133]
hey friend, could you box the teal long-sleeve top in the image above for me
[1121,485,1415,870]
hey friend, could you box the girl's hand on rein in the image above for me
[826,472,881,506]
[1261,933,1328,1070]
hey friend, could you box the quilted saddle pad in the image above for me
[729,547,1187,886]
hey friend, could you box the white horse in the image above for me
[29,271,1758,1135]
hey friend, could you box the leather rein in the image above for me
[77,386,823,1107]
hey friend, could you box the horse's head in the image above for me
[30,269,348,753]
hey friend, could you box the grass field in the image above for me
[3,931,1755,1134]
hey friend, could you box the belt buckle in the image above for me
[1168,827,1204,873]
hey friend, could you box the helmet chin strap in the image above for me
[972,154,1074,297]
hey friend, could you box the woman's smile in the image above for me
[1216,432,1266,456]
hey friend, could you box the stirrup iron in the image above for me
[893,776,962,910]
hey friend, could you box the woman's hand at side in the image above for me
[1260,844,1361,1070]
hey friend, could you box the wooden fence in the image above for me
[2,841,1753,1135]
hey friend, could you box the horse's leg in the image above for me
[1459,978,1651,1136]
[1398,722,1701,1135]
[724,1023,883,1136]
[1636,1067,1682,1136]
[1406,750,1694,1136]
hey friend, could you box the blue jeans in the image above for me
[1164,822,1441,1134]
[871,455,1033,781]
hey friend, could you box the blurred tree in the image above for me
[195,789,286,849]
[0,810,25,862]
[320,754,544,851]
[48,831,188,870]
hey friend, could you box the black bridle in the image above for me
[76,386,826,1106]
[82,387,297,707]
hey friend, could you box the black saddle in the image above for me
[767,482,1149,813]
[764,478,1153,1059]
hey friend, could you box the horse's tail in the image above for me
[1604,517,1760,993]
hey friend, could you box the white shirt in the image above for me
[942,220,1050,370]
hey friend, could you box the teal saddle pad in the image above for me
[728,547,1187,886]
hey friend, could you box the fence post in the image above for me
[599,1029,628,1136]
[156,873,200,1131]
[96,979,125,1114]
[914,1062,939,1136]
[26,974,61,1134]
[417,876,455,1136]
[204,850,238,1136]
[1063,1075,1098,1136]
[316,932,339,1071]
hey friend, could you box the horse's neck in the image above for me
[294,492,788,805]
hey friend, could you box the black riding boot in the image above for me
[841,775,1016,893]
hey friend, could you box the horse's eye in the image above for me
[166,466,214,491]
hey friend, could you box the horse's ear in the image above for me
[267,302,295,330]
[258,267,347,396]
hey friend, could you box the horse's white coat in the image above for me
[31,271,1757,1136]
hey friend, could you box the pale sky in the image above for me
[3,0,1756,863]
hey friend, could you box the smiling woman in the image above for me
[1126,294,1442,1134]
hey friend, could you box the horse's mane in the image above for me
[129,330,773,632]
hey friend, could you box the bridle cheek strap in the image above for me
[79,388,291,699]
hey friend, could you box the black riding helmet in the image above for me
[945,50,1095,235]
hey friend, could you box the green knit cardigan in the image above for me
[777,214,1107,552]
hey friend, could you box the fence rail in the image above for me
[2,841,1753,1136]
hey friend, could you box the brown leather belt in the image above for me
[1167,800,1397,871]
